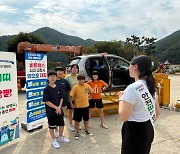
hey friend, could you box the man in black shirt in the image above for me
[43,71,70,149]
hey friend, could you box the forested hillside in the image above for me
[154,30,180,64]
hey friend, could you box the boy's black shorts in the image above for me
[47,111,65,129]
[89,99,103,108]
[67,100,74,109]
[73,107,89,122]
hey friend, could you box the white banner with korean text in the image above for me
[0,51,19,146]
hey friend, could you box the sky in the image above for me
[0,0,180,41]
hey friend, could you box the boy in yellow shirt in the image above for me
[70,74,93,140]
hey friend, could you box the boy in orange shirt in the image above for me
[87,70,109,129]
[70,74,93,140]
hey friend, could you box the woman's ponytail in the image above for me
[146,74,155,98]
[131,55,156,98]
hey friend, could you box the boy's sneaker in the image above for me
[85,130,93,136]
[52,140,60,149]
[57,136,70,143]
[54,130,59,138]
[101,124,108,129]
[69,125,75,132]
[75,132,79,140]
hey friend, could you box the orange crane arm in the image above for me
[17,42,83,55]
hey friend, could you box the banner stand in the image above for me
[21,52,47,132]
[21,115,43,132]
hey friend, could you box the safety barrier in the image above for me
[154,73,170,106]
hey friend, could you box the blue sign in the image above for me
[25,53,45,60]
[26,79,47,89]
[25,52,47,130]
[26,88,44,100]
[26,98,45,110]
[27,107,46,123]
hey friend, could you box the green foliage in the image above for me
[7,32,45,53]
[94,41,122,55]
[86,41,140,61]
[157,50,180,64]
[84,45,98,54]
[126,35,157,55]
[47,61,66,70]
[121,44,139,61]
[47,61,56,70]
[7,32,45,64]
[32,27,96,46]
[154,30,180,64]
[47,52,69,66]
[0,36,10,51]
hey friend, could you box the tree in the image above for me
[85,40,140,61]
[7,32,45,63]
[94,41,123,55]
[126,35,157,55]
[84,45,98,54]
[122,44,140,61]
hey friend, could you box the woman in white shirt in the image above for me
[118,55,160,154]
